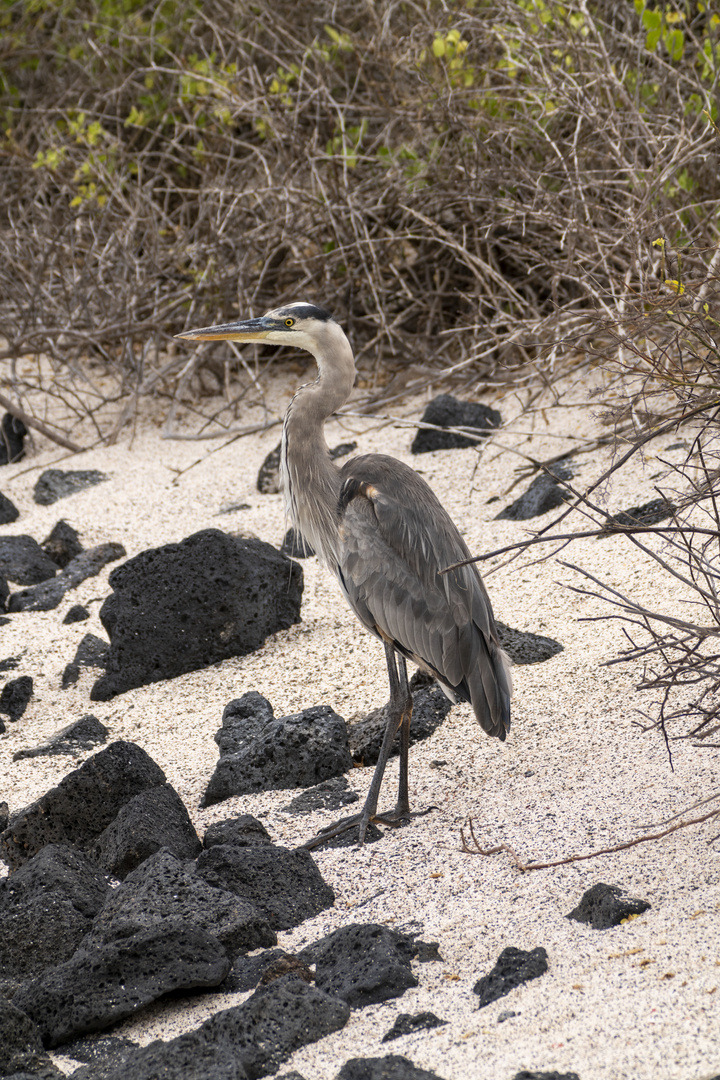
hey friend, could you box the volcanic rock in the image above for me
[71,974,350,1080]
[473,946,549,1008]
[33,469,108,506]
[0,996,61,1079]
[411,394,501,454]
[299,923,418,1008]
[84,848,275,957]
[202,694,352,805]
[495,462,573,520]
[203,814,273,849]
[42,520,83,567]
[0,536,57,585]
[13,714,108,761]
[565,883,651,929]
[0,740,167,870]
[13,922,231,1047]
[63,603,90,623]
[0,675,33,722]
[382,1012,447,1042]
[0,490,19,524]
[280,527,315,559]
[90,530,303,700]
[0,845,109,991]
[90,784,202,878]
[195,843,335,930]
[335,1056,446,1079]
[8,543,125,613]
[601,496,676,532]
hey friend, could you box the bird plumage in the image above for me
[334,454,511,740]
[176,301,511,842]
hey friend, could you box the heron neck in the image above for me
[281,328,356,565]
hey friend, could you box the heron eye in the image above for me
[285,318,295,327]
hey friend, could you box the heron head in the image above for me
[175,302,335,351]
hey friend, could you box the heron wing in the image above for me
[336,454,511,740]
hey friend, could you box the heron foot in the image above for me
[299,804,436,851]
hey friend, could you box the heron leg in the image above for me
[355,644,413,839]
[301,644,420,851]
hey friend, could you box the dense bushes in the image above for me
[0,0,718,429]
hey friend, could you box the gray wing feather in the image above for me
[336,454,511,740]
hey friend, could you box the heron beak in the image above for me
[175,317,271,343]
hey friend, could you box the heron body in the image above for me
[177,302,511,844]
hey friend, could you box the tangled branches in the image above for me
[1,0,719,441]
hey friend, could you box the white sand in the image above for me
[1,370,718,1080]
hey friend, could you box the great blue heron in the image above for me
[177,302,512,845]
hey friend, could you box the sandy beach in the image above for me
[1,366,718,1080]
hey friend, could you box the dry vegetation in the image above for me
[1,0,720,746]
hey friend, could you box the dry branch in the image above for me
[460,800,720,871]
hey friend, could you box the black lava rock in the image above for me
[90,530,303,700]
[202,695,353,806]
[8,542,125,613]
[33,469,108,506]
[495,462,573,520]
[335,1056,446,1080]
[222,948,294,992]
[495,622,563,665]
[63,603,90,623]
[195,843,335,931]
[42,520,83,568]
[283,776,360,815]
[411,394,501,454]
[72,974,350,1080]
[0,536,58,585]
[0,996,61,1079]
[299,923,418,1008]
[382,1012,447,1042]
[61,632,109,689]
[84,848,275,958]
[0,740,167,870]
[473,946,548,1008]
[280,527,315,559]
[0,573,8,613]
[0,413,27,464]
[348,674,452,765]
[13,922,231,1048]
[513,1073,581,1080]
[214,691,275,753]
[0,490,19,524]
[566,883,651,929]
[90,784,202,878]
[203,814,273,849]
[13,714,109,761]
[257,441,283,494]
[0,845,109,991]
[601,497,676,533]
[0,675,33,721]
[72,1039,246,1080]
[415,941,443,962]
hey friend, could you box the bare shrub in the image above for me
[1,0,719,440]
